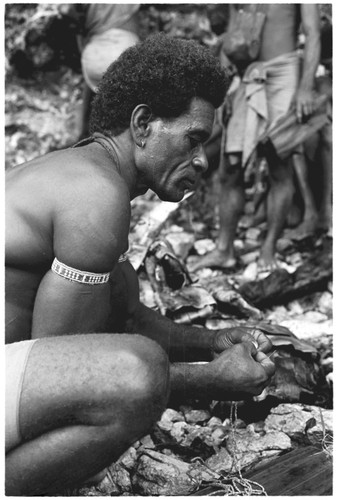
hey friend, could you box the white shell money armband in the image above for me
[51,257,110,285]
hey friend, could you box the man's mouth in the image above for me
[183,178,195,189]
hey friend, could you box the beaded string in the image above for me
[226,401,267,495]
[190,402,267,496]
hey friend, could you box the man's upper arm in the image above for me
[53,180,130,273]
[31,181,130,337]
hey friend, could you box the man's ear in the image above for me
[130,104,153,146]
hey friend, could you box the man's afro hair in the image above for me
[90,33,229,136]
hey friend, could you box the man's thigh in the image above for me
[16,334,168,445]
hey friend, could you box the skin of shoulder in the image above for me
[52,158,131,274]
[7,146,132,274]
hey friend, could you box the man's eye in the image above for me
[189,137,200,149]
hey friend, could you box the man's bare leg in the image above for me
[6,334,169,495]
[290,152,319,236]
[317,123,332,231]
[259,157,294,269]
[190,153,244,272]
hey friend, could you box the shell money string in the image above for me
[226,401,267,496]
[190,402,267,496]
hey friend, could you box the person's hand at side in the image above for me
[205,341,275,400]
[296,88,317,123]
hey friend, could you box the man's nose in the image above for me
[192,147,208,173]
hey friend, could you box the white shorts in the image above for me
[6,340,38,453]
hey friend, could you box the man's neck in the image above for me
[107,131,142,199]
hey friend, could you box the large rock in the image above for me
[265,403,333,445]
[103,446,138,494]
[183,408,211,424]
[226,429,291,470]
[157,408,185,431]
[205,447,233,473]
[131,449,220,495]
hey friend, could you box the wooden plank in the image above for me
[238,239,332,308]
[245,446,332,496]
[190,446,332,496]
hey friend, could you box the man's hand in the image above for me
[296,88,316,123]
[212,327,273,355]
[206,341,275,399]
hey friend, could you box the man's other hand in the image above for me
[212,327,273,355]
[207,341,275,399]
[296,88,316,123]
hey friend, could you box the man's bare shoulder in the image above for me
[49,148,131,272]
[40,146,130,212]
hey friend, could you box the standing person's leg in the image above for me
[259,155,294,268]
[6,334,169,496]
[217,153,245,265]
[291,151,319,235]
[259,55,300,267]
[317,121,332,231]
[189,150,244,271]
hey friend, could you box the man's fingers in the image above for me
[251,329,273,353]
[296,106,303,123]
[237,331,259,348]
[242,340,258,356]
[255,351,276,378]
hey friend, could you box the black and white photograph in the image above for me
[5,2,333,496]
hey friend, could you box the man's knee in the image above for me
[129,336,170,414]
[268,158,294,185]
[98,335,169,425]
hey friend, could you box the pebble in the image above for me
[183,409,211,424]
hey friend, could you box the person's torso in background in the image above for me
[84,4,140,39]
[257,4,300,61]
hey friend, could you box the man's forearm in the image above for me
[170,360,246,401]
[32,271,111,338]
[126,302,216,360]
[299,5,321,91]
[170,362,210,399]
[300,39,320,91]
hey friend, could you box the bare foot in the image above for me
[285,216,318,240]
[317,210,332,232]
[257,248,280,273]
[286,204,302,228]
[257,253,296,278]
[257,256,279,274]
[189,248,237,273]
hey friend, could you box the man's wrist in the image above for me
[170,361,212,399]
[197,327,217,351]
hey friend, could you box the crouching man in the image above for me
[5,34,275,495]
